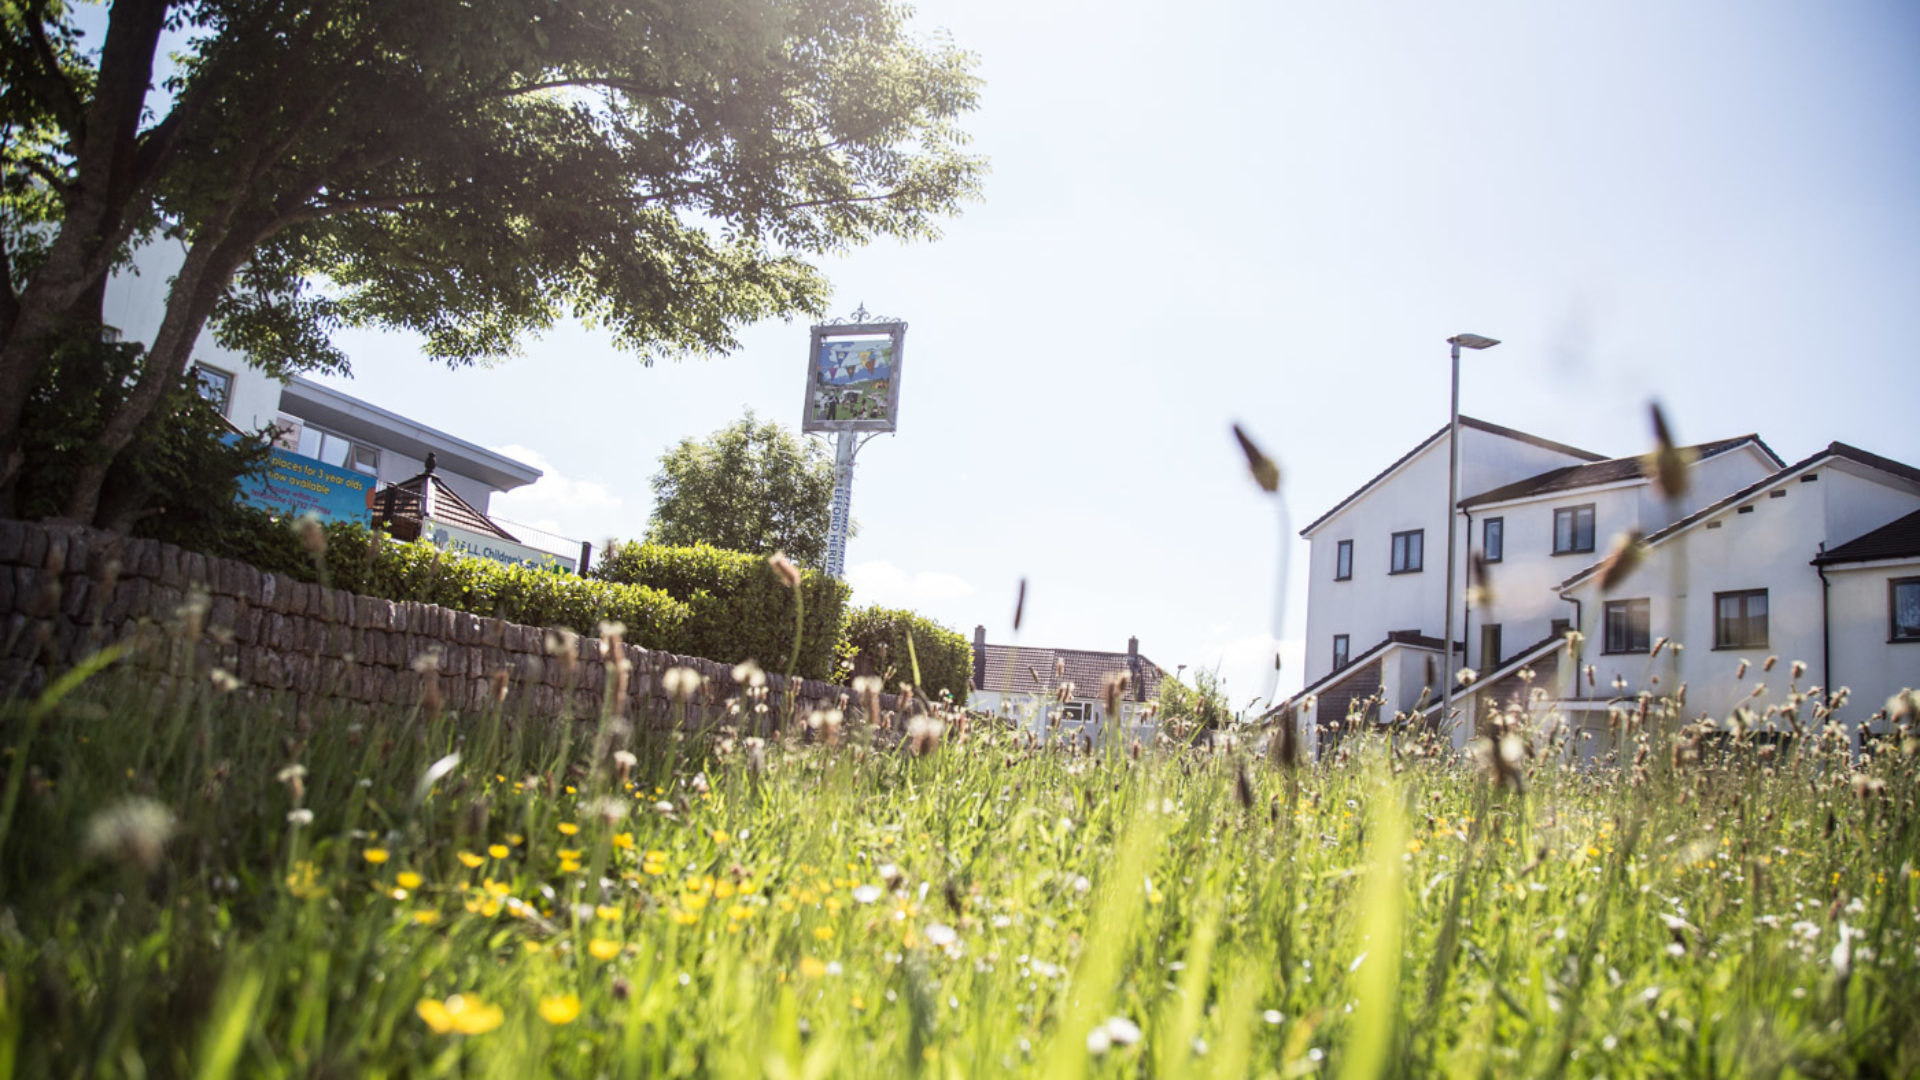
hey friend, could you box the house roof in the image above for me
[1300,417,1605,537]
[375,472,520,542]
[1267,630,1454,718]
[280,376,541,493]
[1459,435,1780,509]
[1560,442,1920,590]
[1813,507,1920,566]
[1407,630,1572,722]
[973,644,1167,703]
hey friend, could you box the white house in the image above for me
[1280,416,1917,757]
[100,241,541,518]
[968,626,1168,743]
[1549,443,1920,755]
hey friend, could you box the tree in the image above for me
[645,411,840,568]
[0,0,983,523]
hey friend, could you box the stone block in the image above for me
[0,518,24,564]
[182,551,208,585]
[20,526,45,571]
[157,544,181,586]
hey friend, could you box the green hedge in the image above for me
[593,541,849,681]
[195,509,691,650]
[837,605,971,705]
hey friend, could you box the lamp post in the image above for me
[1443,333,1499,740]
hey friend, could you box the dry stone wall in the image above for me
[0,518,853,728]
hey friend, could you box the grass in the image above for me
[1,630,1916,1078]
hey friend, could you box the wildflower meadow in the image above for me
[1,634,1917,1079]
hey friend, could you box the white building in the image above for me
[100,242,540,518]
[1282,418,1917,756]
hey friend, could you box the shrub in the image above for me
[837,605,971,705]
[193,510,691,650]
[593,541,849,681]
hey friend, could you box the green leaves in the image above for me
[644,410,838,570]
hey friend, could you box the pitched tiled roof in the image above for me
[1267,631,1455,718]
[1459,435,1779,509]
[974,644,1167,702]
[1560,442,1920,590]
[1300,417,1605,537]
[1814,508,1920,566]
[373,473,519,542]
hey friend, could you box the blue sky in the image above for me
[303,0,1920,705]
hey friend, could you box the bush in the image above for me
[593,541,849,681]
[195,510,691,650]
[837,605,971,705]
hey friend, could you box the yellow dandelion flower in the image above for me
[558,822,580,836]
[596,904,623,922]
[1405,839,1424,854]
[488,844,510,860]
[457,851,485,869]
[479,900,501,917]
[413,909,441,926]
[559,857,583,874]
[539,993,582,1026]
[683,893,709,911]
[363,847,391,865]
[714,881,736,900]
[418,995,503,1036]
[672,908,699,926]
[799,957,826,978]
[729,904,754,921]
[612,832,634,850]
[558,848,583,860]
[646,849,667,861]
[813,926,834,941]
[483,879,510,897]
[712,829,729,845]
[588,938,622,960]
[524,941,544,953]
[417,998,454,1034]
[397,871,424,890]
[643,862,666,876]
[509,833,525,846]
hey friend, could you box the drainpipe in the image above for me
[1561,593,1583,697]
[1815,545,1832,705]
[1461,508,1474,673]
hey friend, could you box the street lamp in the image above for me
[1443,333,1499,740]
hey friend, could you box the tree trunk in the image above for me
[0,0,171,514]
[60,230,245,524]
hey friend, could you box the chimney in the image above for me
[1127,636,1142,701]
[972,625,987,690]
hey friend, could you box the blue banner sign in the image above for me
[236,445,373,525]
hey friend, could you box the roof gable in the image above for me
[1460,435,1778,509]
[1560,442,1920,590]
[1300,417,1605,538]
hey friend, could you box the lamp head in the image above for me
[1448,333,1500,350]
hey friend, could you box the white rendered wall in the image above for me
[1824,559,1920,732]
[1302,426,1597,687]
[1569,468,1920,741]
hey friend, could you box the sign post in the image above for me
[799,306,907,579]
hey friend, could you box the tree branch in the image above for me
[21,0,86,138]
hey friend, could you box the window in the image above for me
[1390,529,1424,574]
[1334,540,1353,581]
[296,424,381,477]
[1553,504,1596,554]
[1714,590,1769,649]
[1480,624,1502,669]
[1332,634,1350,670]
[1483,517,1504,563]
[1893,578,1920,642]
[192,364,234,417]
[1604,598,1651,654]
